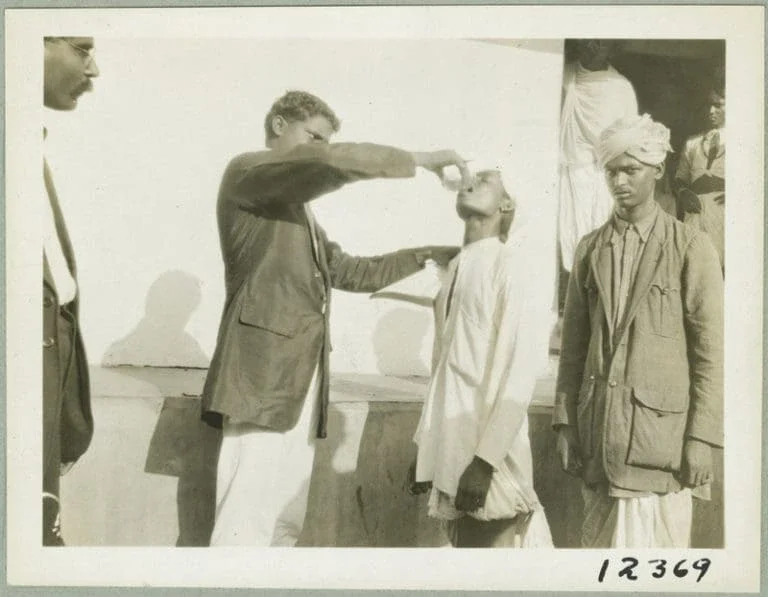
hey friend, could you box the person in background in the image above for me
[558,39,639,277]
[42,36,100,545]
[554,114,723,548]
[203,89,469,546]
[409,164,553,548]
[674,85,725,271]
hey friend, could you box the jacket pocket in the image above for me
[646,283,683,338]
[626,387,688,471]
[575,377,596,459]
[239,301,303,338]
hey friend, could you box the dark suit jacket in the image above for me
[201,143,424,438]
[43,161,94,492]
[553,208,723,493]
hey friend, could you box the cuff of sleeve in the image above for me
[552,391,577,428]
[686,413,723,448]
[685,433,723,449]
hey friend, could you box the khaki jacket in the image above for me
[553,209,723,493]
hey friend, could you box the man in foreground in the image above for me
[43,36,100,545]
[203,90,468,546]
[409,165,553,548]
[554,114,723,548]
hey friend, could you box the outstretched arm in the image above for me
[229,144,469,210]
[320,223,459,293]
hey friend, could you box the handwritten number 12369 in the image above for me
[598,557,711,583]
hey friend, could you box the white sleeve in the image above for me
[474,258,543,468]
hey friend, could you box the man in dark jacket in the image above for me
[553,114,723,548]
[203,90,468,545]
[43,36,100,545]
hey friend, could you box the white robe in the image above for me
[559,61,638,271]
[414,233,551,547]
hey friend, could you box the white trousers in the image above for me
[210,366,320,546]
[581,485,693,548]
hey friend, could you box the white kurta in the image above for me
[414,234,550,539]
[559,61,638,271]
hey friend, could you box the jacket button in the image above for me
[43,297,54,308]
[314,271,322,278]
[43,337,56,348]
[608,380,617,387]
[589,375,595,380]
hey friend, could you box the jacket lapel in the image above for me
[43,253,56,293]
[304,204,330,284]
[616,213,668,342]
[589,224,615,341]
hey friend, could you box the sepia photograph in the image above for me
[4,4,764,593]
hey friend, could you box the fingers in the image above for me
[455,488,485,512]
[680,465,713,488]
[693,467,714,487]
[408,481,432,496]
[557,435,583,477]
[456,159,472,188]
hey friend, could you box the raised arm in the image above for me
[230,143,416,210]
[228,144,470,211]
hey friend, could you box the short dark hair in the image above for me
[264,90,341,140]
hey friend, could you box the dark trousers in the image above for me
[43,305,78,546]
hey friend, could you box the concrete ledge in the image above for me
[89,361,558,411]
[63,364,721,548]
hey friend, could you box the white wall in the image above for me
[44,38,563,374]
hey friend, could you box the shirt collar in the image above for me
[611,203,658,244]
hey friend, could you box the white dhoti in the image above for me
[558,163,615,270]
[558,61,638,271]
[581,485,693,548]
[211,366,320,547]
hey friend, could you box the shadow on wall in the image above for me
[101,270,219,546]
[372,307,431,377]
[102,270,209,368]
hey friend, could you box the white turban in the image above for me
[597,113,672,168]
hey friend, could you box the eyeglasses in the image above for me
[56,38,96,65]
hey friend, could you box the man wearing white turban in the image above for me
[408,165,553,548]
[553,114,724,548]
[558,40,638,274]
